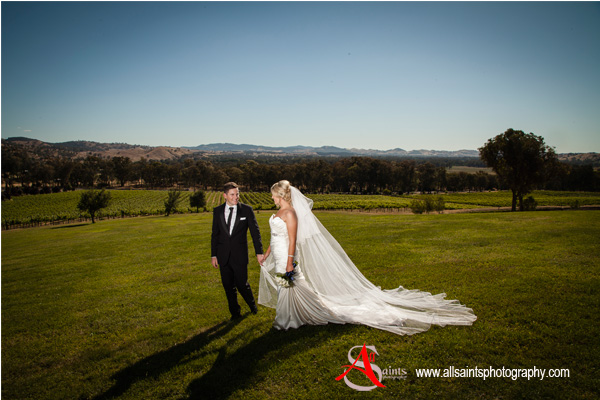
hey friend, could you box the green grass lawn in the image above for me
[2,211,599,399]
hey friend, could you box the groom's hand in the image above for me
[257,254,264,265]
[211,257,219,269]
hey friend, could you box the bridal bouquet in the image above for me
[275,261,298,288]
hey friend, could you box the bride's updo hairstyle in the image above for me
[271,180,292,204]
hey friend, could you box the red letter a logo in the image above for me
[336,343,386,391]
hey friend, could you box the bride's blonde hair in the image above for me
[271,180,292,204]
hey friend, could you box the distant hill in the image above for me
[557,152,600,166]
[2,137,598,165]
[2,137,194,161]
[185,143,481,158]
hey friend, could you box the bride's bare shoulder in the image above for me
[281,207,297,222]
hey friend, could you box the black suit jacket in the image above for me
[211,202,263,267]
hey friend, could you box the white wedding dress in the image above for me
[258,187,477,335]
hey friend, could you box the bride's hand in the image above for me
[286,262,294,273]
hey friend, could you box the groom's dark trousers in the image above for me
[211,202,263,317]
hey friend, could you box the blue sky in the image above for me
[2,1,599,153]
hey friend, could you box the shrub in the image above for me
[409,199,426,214]
[189,191,206,213]
[434,196,445,212]
[164,190,182,216]
[523,196,538,211]
[410,196,445,214]
[570,200,581,210]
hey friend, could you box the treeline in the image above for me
[2,148,598,199]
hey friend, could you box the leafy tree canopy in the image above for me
[479,129,558,211]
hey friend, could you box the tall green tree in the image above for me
[417,162,436,193]
[77,189,111,223]
[479,129,557,211]
[395,160,417,194]
[112,157,132,187]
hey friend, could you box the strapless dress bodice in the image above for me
[269,214,289,238]
[269,215,293,275]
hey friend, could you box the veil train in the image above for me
[258,186,476,335]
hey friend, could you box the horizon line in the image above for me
[2,136,597,155]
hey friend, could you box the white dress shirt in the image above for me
[225,203,237,234]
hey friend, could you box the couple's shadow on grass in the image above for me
[92,314,354,400]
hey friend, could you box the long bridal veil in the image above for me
[258,186,476,335]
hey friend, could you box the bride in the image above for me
[258,180,476,335]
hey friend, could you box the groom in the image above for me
[211,182,264,320]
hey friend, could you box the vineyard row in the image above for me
[2,190,600,230]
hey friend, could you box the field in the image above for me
[446,166,495,174]
[2,190,600,229]
[2,210,599,399]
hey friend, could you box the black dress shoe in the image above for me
[251,306,258,315]
[230,314,242,321]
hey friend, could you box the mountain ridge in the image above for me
[3,137,598,164]
[184,142,480,157]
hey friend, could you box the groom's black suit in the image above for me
[211,202,263,318]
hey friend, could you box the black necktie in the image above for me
[226,207,234,233]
